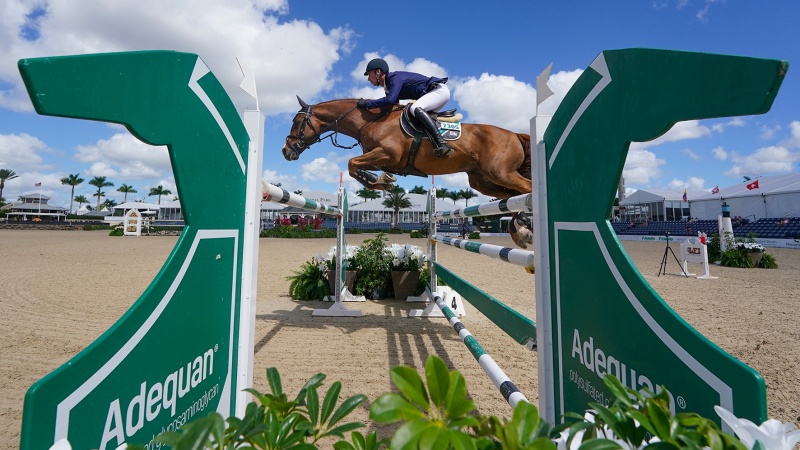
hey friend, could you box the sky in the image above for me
[1,0,799,210]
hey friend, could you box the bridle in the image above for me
[285,104,360,155]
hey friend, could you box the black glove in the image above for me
[357,99,367,109]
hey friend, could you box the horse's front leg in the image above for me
[348,148,398,190]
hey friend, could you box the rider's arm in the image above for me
[364,72,405,109]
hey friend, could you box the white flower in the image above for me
[387,243,425,270]
[715,406,800,450]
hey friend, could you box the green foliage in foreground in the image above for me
[129,356,753,449]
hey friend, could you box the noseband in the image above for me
[285,105,361,154]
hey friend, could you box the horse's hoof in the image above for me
[376,173,397,184]
[510,233,528,249]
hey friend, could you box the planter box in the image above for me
[391,270,420,301]
[327,270,356,295]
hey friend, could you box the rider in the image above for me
[357,58,452,157]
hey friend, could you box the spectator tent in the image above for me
[618,188,706,222]
[689,173,800,221]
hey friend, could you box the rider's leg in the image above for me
[410,85,452,158]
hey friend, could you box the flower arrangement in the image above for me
[736,241,765,253]
[387,243,426,271]
[317,244,360,271]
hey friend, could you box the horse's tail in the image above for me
[516,133,532,181]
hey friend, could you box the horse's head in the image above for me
[282,96,324,161]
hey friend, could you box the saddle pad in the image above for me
[400,108,462,141]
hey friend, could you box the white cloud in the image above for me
[301,156,344,184]
[261,169,297,188]
[711,146,728,160]
[74,133,171,180]
[630,120,711,149]
[0,0,351,115]
[622,148,664,185]
[724,145,800,177]
[350,52,448,82]
[711,117,745,133]
[668,176,705,191]
[0,132,47,169]
[683,148,701,161]
[759,124,781,140]
[450,73,536,133]
[785,120,800,148]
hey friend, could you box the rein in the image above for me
[288,105,360,152]
[287,103,396,153]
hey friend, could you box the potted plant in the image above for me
[736,241,765,267]
[352,233,392,299]
[387,243,426,301]
[286,257,329,300]
[321,244,359,295]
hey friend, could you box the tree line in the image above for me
[0,168,173,215]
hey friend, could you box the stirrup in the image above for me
[434,144,452,158]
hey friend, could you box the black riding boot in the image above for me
[415,110,452,158]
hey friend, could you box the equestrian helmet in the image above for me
[364,58,389,75]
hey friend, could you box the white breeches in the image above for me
[409,83,450,117]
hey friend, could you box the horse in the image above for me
[281,97,533,247]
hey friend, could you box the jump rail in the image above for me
[262,180,364,316]
[431,292,530,409]
[410,187,538,404]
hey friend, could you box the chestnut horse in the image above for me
[281,97,533,246]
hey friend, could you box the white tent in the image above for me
[618,188,706,221]
[690,173,800,220]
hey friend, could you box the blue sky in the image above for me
[1,0,798,209]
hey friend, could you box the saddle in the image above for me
[394,106,464,178]
[400,106,463,141]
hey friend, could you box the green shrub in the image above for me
[718,233,778,269]
[261,225,336,238]
[410,230,422,238]
[352,233,392,298]
[83,224,113,231]
[134,367,372,450]
[468,231,481,239]
[286,258,329,300]
[132,356,762,449]
[108,228,124,236]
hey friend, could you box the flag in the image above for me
[746,180,759,190]
[682,189,687,202]
[34,182,41,187]
[711,186,719,194]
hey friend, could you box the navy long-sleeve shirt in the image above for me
[364,71,447,109]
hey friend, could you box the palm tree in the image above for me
[458,189,477,206]
[74,194,89,210]
[294,189,303,195]
[409,185,427,194]
[0,169,19,204]
[446,191,461,204]
[60,173,84,215]
[148,185,172,205]
[88,176,114,211]
[381,186,412,229]
[435,187,449,199]
[356,187,380,203]
[117,184,137,203]
[101,199,118,211]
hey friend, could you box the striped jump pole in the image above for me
[262,181,341,216]
[432,193,531,221]
[432,293,530,409]
[262,179,364,317]
[431,235,535,271]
